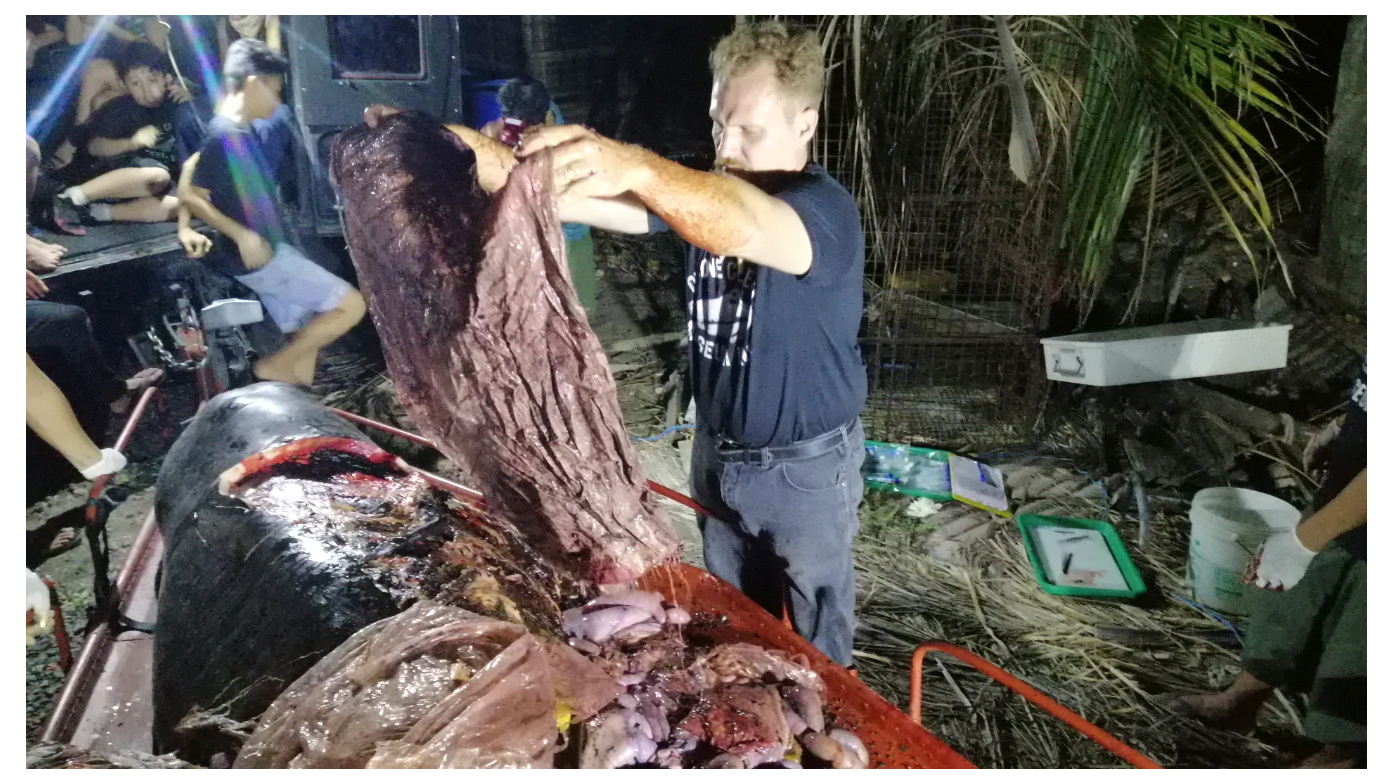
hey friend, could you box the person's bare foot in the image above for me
[110,367,165,415]
[294,353,318,389]
[49,527,78,552]
[26,234,65,272]
[1161,691,1263,735]
[254,355,313,387]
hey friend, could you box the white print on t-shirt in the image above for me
[1351,358,1367,412]
[687,252,756,368]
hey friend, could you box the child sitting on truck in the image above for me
[52,42,189,224]
[178,38,365,389]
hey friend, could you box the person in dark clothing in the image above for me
[25,277,160,555]
[52,42,188,223]
[480,77,596,312]
[511,21,868,666]
[1169,358,1367,768]
[38,17,171,167]
[179,39,364,388]
[25,296,163,417]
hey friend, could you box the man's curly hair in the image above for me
[710,21,824,111]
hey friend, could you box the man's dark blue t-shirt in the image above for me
[651,163,867,448]
[192,112,296,277]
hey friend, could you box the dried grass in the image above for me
[850,490,1304,768]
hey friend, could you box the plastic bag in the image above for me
[236,601,621,769]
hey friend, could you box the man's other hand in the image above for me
[180,227,212,259]
[166,75,192,104]
[236,233,274,270]
[26,269,49,300]
[131,126,159,149]
[516,125,652,203]
[363,104,403,129]
[25,236,65,272]
[1245,526,1319,591]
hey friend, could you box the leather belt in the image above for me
[712,421,855,466]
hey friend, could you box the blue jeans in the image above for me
[690,419,865,666]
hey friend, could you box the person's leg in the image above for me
[97,195,179,223]
[722,421,865,666]
[1170,543,1359,734]
[27,136,41,202]
[74,58,119,126]
[27,300,126,405]
[26,353,102,473]
[251,290,364,387]
[691,427,756,598]
[1300,549,1365,763]
[65,166,172,203]
[234,244,366,387]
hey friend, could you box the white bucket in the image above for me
[1187,488,1301,614]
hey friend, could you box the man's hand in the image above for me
[363,104,403,129]
[131,126,159,150]
[1245,526,1320,591]
[180,227,212,259]
[26,269,49,300]
[166,75,191,104]
[26,236,65,273]
[516,125,653,203]
[236,232,274,270]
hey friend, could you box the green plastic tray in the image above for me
[862,440,953,502]
[1016,514,1146,600]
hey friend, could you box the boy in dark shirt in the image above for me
[178,39,364,388]
[53,42,185,223]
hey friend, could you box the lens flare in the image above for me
[25,16,116,142]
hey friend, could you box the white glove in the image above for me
[78,448,127,480]
[1252,527,1319,590]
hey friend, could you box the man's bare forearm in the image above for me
[177,152,200,232]
[1296,469,1367,550]
[182,192,252,244]
[628,152,757,255]
[559,194,651,234]
[625,152,811,274]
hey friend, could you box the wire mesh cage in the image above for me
[762,15,1066,448]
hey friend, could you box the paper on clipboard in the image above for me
[1028,526,1127,591]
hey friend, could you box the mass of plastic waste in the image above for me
[231,586,869,769]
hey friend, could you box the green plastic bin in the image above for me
[1016,513,1146,600]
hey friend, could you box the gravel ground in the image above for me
[26,467,160,741]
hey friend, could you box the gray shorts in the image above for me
[234,244,355,333]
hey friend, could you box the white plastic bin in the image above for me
[1039,319,1292,386]
[1187,487,1300,614]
